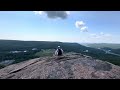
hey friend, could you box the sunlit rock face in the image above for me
[0,53,120,79]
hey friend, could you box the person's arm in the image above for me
[55,49,58,55]
[61,49,63,53]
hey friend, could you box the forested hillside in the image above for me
[0,40,120,68]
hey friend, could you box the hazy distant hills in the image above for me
[0,40,120,67]
[83,43,120,55]
[0,40,100,53]
[84,43,120,49]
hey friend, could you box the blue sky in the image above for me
[0,11,120,43]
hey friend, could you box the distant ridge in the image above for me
[0,39,120,66]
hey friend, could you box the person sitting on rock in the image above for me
[55,46,63,56]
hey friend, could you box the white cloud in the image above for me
[33,11,43,15]
[90,33,97,37]
[81,32,113,43]
[33,11,70,19]
[81,26,88,32]
[75,21,88,32]
[75,21,85,28]
[90,32,112,39]
[104,33,112,37]
[100,32,104,35]
[90,34,100,38]
[66,11,70,15]
[90,33,97,36]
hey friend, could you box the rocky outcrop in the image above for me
[0,53,120,79]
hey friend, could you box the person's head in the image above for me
[57,46,60,49]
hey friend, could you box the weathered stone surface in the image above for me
[0,53,120,79]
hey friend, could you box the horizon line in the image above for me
[0,39,120,44]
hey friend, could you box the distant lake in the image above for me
[0,60,15,66]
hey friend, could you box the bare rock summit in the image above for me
[0,52,120,79]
